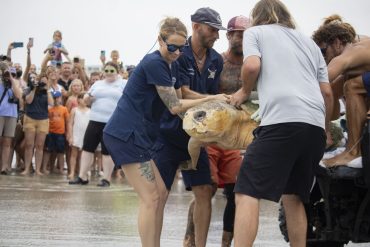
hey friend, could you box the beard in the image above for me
[199,30,216,49]
[230,44,243,56]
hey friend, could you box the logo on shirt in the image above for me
[208,69,216,79]
[172,77,176,83]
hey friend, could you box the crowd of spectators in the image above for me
[0,30,133,182]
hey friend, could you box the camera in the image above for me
[37,82,47,88]
[0,55,9,61]
[8,94,18,104]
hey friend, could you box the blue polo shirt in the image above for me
[103,50,180,149]
[159,37,224,150]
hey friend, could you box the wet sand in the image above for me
[0,173,366,246]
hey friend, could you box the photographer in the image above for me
[0,63,23,175]
[21,72,53,175]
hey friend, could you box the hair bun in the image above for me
[323,14,343,25]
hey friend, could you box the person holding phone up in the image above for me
[0,63,23,175]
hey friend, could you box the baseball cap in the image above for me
[227,15,251,32]
[191,7,226,30]
[52,91,62,98]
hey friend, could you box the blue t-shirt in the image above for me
[104,50,180,149]
[159,37,224,150]
[25,89,49,120]
[0,83,18,118]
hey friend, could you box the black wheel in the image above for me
[278,202,289,242]
[307,241,344,247]
[278,202,345,247]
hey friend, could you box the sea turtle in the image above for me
[183,100,259,169]
[182,100,345,170]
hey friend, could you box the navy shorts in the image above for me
[82,121,109,155]
[152,137,212,191]
[234,123,326,203]
[362,72,370,97]
[45,133,66,153]
[103,132,152,168]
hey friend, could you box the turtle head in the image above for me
[183,101,233,139]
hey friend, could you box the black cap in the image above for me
[191,7,226,30]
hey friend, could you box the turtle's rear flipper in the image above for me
[187,137,204,170]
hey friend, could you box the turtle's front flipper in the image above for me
[187,137,204,170]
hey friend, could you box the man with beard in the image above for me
[151,7,226,247]
[183,15,252,247]
[58,62,73,92]
[312,16,370,167]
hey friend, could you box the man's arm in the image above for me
[181,85,206,99]
[231,56,261,107]
[328,40,370,81]
[320,82,334,146]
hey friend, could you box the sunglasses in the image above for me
[104,69,116,73]
[165,41,186,53]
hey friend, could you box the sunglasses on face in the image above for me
[104,69,116,73]
[320,47,327,57]
[165,41,186,53]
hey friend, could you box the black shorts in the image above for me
[45,133,66,153]
[152,137,212,191]
[82,120,109,155]
[234,122,326,203]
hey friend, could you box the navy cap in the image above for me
[191,7,226,30]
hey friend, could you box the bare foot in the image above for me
[323,151,360,167]
[20,170,31,176]
[42,170,50,175]
[35,171,44,176]
[68,173,75,180]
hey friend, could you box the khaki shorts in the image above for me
[0,116,17,137]
[23,115,49,134]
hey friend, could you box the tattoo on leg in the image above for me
[139,161,155,182]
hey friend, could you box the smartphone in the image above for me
[101,50,105,57]
[28,38,34,47]
[73,57,80,63]
[12,42,24,48]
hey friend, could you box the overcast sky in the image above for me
[2,0,369,69]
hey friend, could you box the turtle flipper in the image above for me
[187,137,204,170]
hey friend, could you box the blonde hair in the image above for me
[159,17,188,41]
[68,79,84,96]
[53,30,62,39]
[251,0,296,29]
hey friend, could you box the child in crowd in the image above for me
[65,79,84,112]
[67,93,90,180]
[42,91,69,174]
[44,30,69,67]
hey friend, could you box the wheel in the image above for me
[278,202,289,242]
[307,241,344,247]
[278,202,345,247]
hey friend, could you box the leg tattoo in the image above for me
[139,161,155,182]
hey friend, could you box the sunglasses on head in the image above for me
[104,69,116,73]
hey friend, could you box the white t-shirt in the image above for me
[88,78,127,122]
[243,24,329,129]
